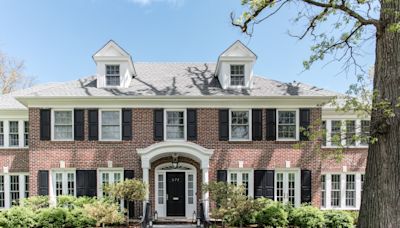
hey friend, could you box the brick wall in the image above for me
[0,149,29,172]
[26,107,368,209]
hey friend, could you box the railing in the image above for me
[197,201,211,228]
[141,201,152,228]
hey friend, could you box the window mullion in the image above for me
[325,174,331,209]
[340,173,346,208]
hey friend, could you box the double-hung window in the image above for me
[321,175,326,208]
[9,121,19,147]
[230,65,245,86]
[360,120,370,146]
[346,120,356,146]
[53,171,76,196]
[331,174,341,207]
[346,174,356,207]
[24,121,29,147]
[277,110,298,140]
[230,110,250,140]
[24,175,29,198]
[53,110,73,140]
[165,110,185,140]
[106,65,120,86]
[100,110,121,141]
[0,176,4,208]
[228,171,253,196]
[0,121,3,147]
[99,170,122,197]
[331,121,342,146]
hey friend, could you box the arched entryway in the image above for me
[137,142,213,219]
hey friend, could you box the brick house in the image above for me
[0,40,368,218]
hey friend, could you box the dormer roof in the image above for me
[92,40,136,76]
[219,40,257,60]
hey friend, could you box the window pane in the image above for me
[55,111,72,125]
[24,121,29,147]
[10,175,20,206]
[230,65,245,86]
[346,121,356,146]
[331,174,341,207]
[360,121,370,146]
[9,121,19,146]
[102,111,120,125]
[322,121,326,146]
[321,175,326,207]
[158,174,164,204]
[278,111,296,139]
[25,176,29,198]
[166,111,185,140]
[102,126,121,140]
[101,111,120,140]
[106,65,120,86]
[346,174,355,207]
[54,126,73,140]
[56,173,63,196]
[0,176,4,208]
[231,111,249,140]
[230,173,237,186]
[0,121,3,147]
[54,111,73,140]
[67,173,75,196]
[331,121,342,146]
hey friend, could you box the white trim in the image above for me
[99,109,122,141]
[50,169,77,198]
[274,168,301,207]
[97,168,124,198]
[154,162,197,218]
[51,109,74,141]
[0,172,29,209]
[164,109,187,141]
[229,109,252,141]
[322,119,370,148]
[227,169,254,197]
[276,109,299,141]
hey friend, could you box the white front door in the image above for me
[275,171,300,207]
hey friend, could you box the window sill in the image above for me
[276,139,298,142]
[0,147,29,150]
[322,146,368,149]
[321,207,359,211]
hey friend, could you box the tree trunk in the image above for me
[358,0,400,227]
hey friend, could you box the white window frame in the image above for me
[105,64,121,87]
[321,172,364,210]
[24,121,29,148]
[0,120,28,149]
[276,109,299,141]
[8,121,19,147]
[51,169,76,197]
[99,109,122,141]
[229,109,252,141]
[51,109,74,141]
[0,173,29,209]
[322,119,370,148]
[164,109,187,141]
[229,64,246,87]
[227,170,254,197]
[97,168,123,197]
[0,121,4,147]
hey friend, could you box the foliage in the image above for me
[36,207,69,228]
[65,207,96,228]
[1,206,37,227]
[57,195,96,208]
[347,210,359,225]
[254,198,289,227]
[289,204,325,228]
[83,200,125,227]
[21,196,50,211]
[105,178,147,202]
[204,181,261,227]
[323,210,355,228]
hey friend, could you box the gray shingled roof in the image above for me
[18,63,340,97]
[2,62,341,109]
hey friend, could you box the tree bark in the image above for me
[358,0,400,227]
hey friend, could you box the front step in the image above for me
[153,225,196,228]
[153,217,195,225]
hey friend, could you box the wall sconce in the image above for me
[172,153,179,169]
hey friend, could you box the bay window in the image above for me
[165,110,185,140]
[53,110,73,140]
[230,110,250,141]
[100,110,121,141]
[277,110,298,140]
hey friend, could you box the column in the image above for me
[202,166,209,219]
[143,168,149,201]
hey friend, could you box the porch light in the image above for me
[154,211,158,221]
[172,154,179,168]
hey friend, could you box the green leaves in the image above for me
[105,179,147,202]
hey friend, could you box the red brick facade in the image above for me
[0,107,368,210]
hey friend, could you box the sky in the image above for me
[0,0,375,93]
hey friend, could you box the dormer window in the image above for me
[106,65,120,86]
[230,65,245,86]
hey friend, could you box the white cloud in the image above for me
[128,0,184,7]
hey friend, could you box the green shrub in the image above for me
[0,212,9,227]
[83,200,125,227]
[255,198,289,227]
[324,210,354,228]
[36,207,68,228]
[65,208,96,228]
[347,210,359,225]
[3,206,37,227]
[22,196,49,211]
[289,205,325,228]
[57,195,95,208]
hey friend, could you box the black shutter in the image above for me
[266,109,276,141]
[122,109,132,140]
[300,109,311,141]
[124,170,135,219]
[301,170,312,203]
[254,170,274,199]
[252,109,263,141]
[76,170,97,197]
[74,109,84,141]
[40,109,51,140]
[38,170,49,196]
[153,109,164,141]
[216,170,227,182]
[187,109,197,141]
[88,109,98,141]
[219,109,229,141]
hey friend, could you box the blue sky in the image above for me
[0,0,375,93]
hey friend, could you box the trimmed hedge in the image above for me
[324,210,354,228]
[289,205,325,228]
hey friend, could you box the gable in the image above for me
[220,40,257,59]
[93,40,130,58]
